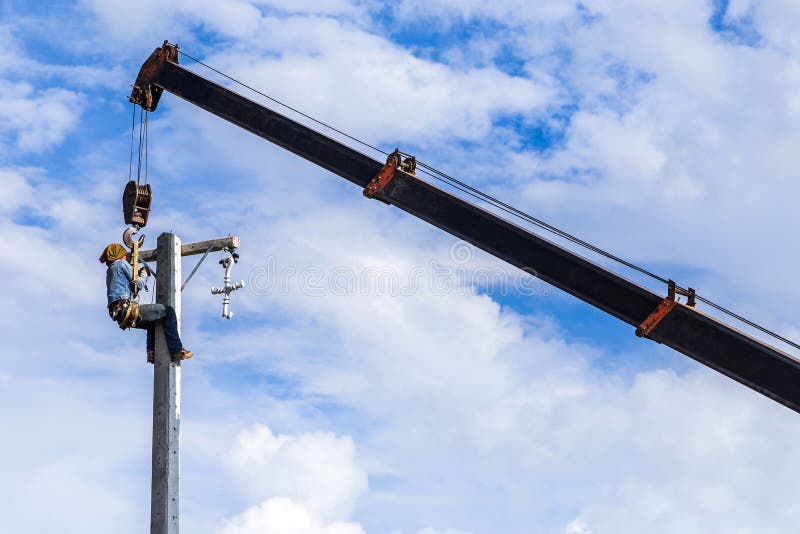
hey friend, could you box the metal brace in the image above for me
[636,280,696,338]
[210,248,245,319]
[363,149,416,203]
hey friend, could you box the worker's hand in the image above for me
[139,266,150,278]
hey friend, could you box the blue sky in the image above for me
[3,1,800,533]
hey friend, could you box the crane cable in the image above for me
[175,47,800,353]
[137,107,149,185]
[128,102,136,183]
[128,103,150,186]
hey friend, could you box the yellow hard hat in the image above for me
[99,243,128,263]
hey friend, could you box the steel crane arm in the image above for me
[130,42,800,414]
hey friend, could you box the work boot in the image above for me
[147,350,155,364]
[171,349,193,361]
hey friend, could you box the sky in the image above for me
[2,1,800,533]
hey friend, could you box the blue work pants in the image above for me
[138,304,184,354]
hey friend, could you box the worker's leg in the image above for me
[138,304,184,354]
[147,324,155,352]
[145,323,155,363]
[138,303,167,322]
[161,305,184,354]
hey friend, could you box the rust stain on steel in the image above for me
[363,162,397,199]
[636,297,678,338]
[364,149,405,202]
[129,41,179,112]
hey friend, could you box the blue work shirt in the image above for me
[106,259,147,305]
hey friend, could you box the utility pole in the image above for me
[140,233,240,534]
[150,233,181,534]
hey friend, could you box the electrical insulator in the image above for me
[211,249,244,319]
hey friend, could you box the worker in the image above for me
[100,243,193,362]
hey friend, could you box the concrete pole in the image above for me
[151,232,181,534]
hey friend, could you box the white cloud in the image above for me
[82,0,370,45]
[0,23,126,89]
[0,168,33,212]
[565,519,592,534]
[749,1,800,52]
[0,80,82,153]
[262,0,365,16]
[221,424,367,534]
[0,25,23,72]
[220,498,364,534]
[197,15,554,146]
[0,166,117,305]
[725,0,753,21]
[391,0,575,26]
[228,424,367,522]
[0,373,152,534]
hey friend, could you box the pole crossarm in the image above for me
[140,236,239,262]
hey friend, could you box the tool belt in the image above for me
[109,299,141,330]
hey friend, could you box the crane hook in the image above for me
[123,227,145,249]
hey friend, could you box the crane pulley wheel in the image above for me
[123,180,153,230]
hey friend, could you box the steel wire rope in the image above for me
[144,110,149,185]
[695,295,800,350]
[136,106,145,184]
[128,102,136,183]
[173,46,800,353]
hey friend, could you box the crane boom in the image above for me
[130,42,800,414]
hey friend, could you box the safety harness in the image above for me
[111,298,141,330]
